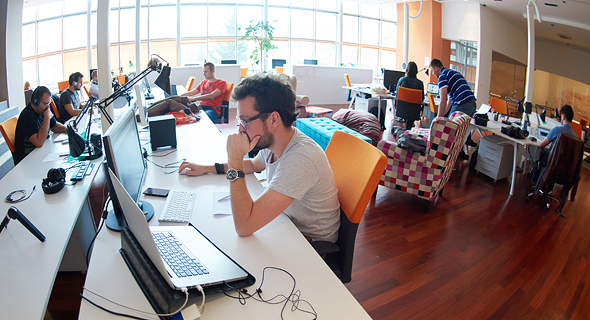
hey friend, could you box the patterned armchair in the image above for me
[378,112,472,213]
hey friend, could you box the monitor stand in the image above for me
[106,200,154,232]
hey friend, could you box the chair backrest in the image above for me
[489,97,507,115]
[570,120,583,139]
[58,80,69,92]
[275,67,284,74]
[117,75,126,85]
[50,98,60,119]
[538,133,584,193]
[223,82,234,103]
[83,85,90,99]
[325,130,387,282]
[396,86,423,121]
[185,76,195,91]
[344,74,351,87]
[427,92,437,114]
[0,117,17,153]
[240,67,248,78]
[396,86,423,104]
[287,75,298,93]
[579,118,589,127]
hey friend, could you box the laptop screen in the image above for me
[427,83,439,95]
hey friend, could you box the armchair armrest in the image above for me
[311,241,340,255]
[296,95,309,106]
[378,139,427,166]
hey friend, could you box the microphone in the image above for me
[0,207,46,242]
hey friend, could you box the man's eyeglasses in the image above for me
[236,113,267,130]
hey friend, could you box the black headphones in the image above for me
[42,168,66,194]
[31,86,41,107]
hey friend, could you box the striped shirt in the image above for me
[438,68,475,106]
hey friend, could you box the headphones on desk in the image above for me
[42,168,66,194]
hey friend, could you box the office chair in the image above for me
[185,76,195,92]
[58,80,69,92]
[211,82,234,124]
[527,133,584,218]
[0,117,17,154]
[83,85,91,100]
[50,98,61,120]
[240,68,248,78]
[395,86,423,131]
[344,73,352,101]
[312,131,387,283]
[275,67,284,74]
[489,97,508,116]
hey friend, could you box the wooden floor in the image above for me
[46,105,590,319]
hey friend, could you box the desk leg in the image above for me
[349,96,356,109]
[510,141,518,196]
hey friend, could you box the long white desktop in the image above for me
[79,102,371,318]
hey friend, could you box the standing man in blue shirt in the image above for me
[429,58,476,118]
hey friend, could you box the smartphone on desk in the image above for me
[143,187,170,197]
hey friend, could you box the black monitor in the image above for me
[103,107,154,231]
[304,59,318,65]
[383,69,405,93]
[221,60,237,64]
[272,59,286,69]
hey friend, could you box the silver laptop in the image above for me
[108,168,248,289]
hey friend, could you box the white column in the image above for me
[525,3,535,106]
[177,0,181,66]
[136,0,141,73]
[98,0,113,132]
[87,0,92,74]
[403,2,409,68]
[2,0,25,111]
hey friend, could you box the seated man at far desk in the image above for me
[178,73,341,242]
[58,71,84,123]
[532,104,578,181]
[181,62,227,122]
[14,86,67,165]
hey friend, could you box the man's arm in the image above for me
[28,109,52,147]
[63,103,81,117]
[539,137,551,148]
[181,87,201,97]
[437,87,449,117]
[51,122,67,133]
[178,157,265,176]
[190,89,223,102]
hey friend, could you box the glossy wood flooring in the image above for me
[46,105,590,319]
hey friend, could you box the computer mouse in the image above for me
[529,136,537,142]
[179,168,190,175]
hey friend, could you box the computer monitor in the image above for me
[103,107,154,231]
[427,83,439,95]
[272,59,286,69]
[221,60,237,64]
[383,69,405,93]
[304,59,318,65]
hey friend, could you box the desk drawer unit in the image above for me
[475,135,514,181]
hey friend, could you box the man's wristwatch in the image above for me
[226,168,245,181]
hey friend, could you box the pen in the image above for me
[217,194,231,202]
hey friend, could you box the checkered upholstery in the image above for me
[378,112,472,202]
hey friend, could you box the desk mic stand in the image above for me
[0,207,45,242]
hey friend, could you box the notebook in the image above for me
[108,168,248,290]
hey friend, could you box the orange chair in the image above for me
[275,67,283,74]
[0,117,17,154]
[580,118,589,127]
[212,82,234,124]
[240,68,248,78]
[185,76,195,92]
[396,86,424,130]
[570,120,583,140]
[344,74,353,101]
[83,85,91,99]
[489,97,508,115]
[117,75,126,85]
[50,98,60,119]
[58,80,69,92]
[427,92,437,115]
[344,74,351,87]
[311,130,387,283]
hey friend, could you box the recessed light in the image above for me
[544,3,558,7]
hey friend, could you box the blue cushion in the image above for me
[296,118,371,150]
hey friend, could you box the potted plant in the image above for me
[239,20,277,73]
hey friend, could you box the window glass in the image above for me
[37,19,62,55]
[268,8,289,38]
[119,43,136,74]
[361,18,379,46]
[382,7,396,22]
[111,0,120,9]
[291,9,313,39]
[237,6,263,37]
[92,0,98,11]
[361,4,379,19]
[381,21,396,48]
[22,24,36,58]
[343,1,358,15]
[110,45,119,74]
[316,0,337,12]
[266,40,288,70]
[268,0,289,6]
[119,0,136,7]
[209,0,235,3]
[290,40,313,65]
[23,6,36,23]
[342,15,358,43]
[149,6,177,39]
[380,49,396,70]
[63,14,87,50]
[292,0,313,9]
[64,0,87,15]
[140,7,148,40]
[180,5,207,38]
[237,39,258,68]
[341,45,358,67]
[91,12,97,46]
[110,9,119,43]
[208,40,236,64]
[151,0,177,4]
[237,0,263,4]
[38,2,63,20]
[360,46,379,73]
[22,59,37,88]
[38,54,63,88]
[181,40,207,66]
[64,49,88,80]
[208,6,236,37]
[316,42,336,66]
[181,0,207,3]
[120,8,136,42]
[151,40,178,66]
[315,11,336,41]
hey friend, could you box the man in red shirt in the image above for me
[182,62,227,121]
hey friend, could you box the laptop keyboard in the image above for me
[152,231,209,278]
[158,190,196,223]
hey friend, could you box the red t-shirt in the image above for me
[196,79,227,115]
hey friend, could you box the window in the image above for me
[291,9,313,39]
[315,11,337,41]
[342,15,359,43]
[208,6,236,37]
[37,19,62,55]
[180,5,208,38]
[63,14,87,50]
[22,24,36,58]
[149,5,177,39]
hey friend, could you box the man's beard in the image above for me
[252,121,274,151]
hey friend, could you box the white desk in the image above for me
[79,114,371,319]
[0,131,101,320]
[343,85,395,125]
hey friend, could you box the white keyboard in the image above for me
[158,190,196,223]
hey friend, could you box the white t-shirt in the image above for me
[256,128,340,242]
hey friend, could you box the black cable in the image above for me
[5,185,36,204]
[86,196,110,267]
[80,294,149,320]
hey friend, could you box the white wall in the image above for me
[1,0,25,111]
[536,40,590,86]
[441,2,480,42]
[283,64,373,105]
[532,69,550,107]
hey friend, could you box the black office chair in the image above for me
[526,133,584,217]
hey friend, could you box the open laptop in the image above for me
[108,168,248,290]
[427,83,439,95]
